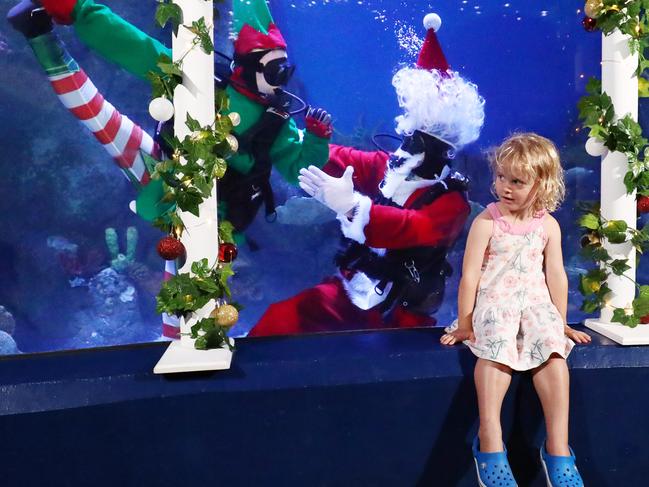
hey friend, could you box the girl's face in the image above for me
[494,163,537,214]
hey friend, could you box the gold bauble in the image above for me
[190,130,211,142]
[584,0,603,18]
[211,304,239,327]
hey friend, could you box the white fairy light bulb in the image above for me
[227,134,239,152]
[228,112,241,127]
[585,137,607,157]
[148,97,174,122]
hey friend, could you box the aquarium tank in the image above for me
[0,0,624,354]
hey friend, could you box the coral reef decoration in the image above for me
[157,235,185,261]
[211,304,239,327]
[105,226,138,273]
[638,195,649,213]
[582,15,598,32]
[0,306,16,336]
[218,242,238,263]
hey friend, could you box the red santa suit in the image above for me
[250,9,484,337]
[249,144,470,336]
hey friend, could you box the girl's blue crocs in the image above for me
[472,436,518,487]
[540,442,584,487]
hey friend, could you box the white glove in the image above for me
[298,165,357,215]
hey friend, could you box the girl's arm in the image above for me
[440,210,492,345]
[544,216,591,344]
[544,216,568,324]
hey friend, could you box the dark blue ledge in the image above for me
[0,326,648,486]
[2,326,646,415]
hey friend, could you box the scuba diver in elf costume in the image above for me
[7,0,332,339]
[9,0,332,226]
[249,14,485,336]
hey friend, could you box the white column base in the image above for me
[153,339,234,374]
[584,319,649,345]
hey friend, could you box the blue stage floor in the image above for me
[1,326,648,486]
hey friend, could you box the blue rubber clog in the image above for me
[472,436,518,487]
[540,442,584,487]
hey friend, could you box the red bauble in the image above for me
[157,236,185,260]
[637,195,649,214]
[641,314,649,324]
[218,242,238,263]
[582,16,597,32]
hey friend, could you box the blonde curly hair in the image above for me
[488,133,565,213]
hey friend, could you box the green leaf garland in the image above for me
[148,1,239,350]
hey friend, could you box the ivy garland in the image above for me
[148,0,237,350]
[578,0,649,326]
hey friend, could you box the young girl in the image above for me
[441,133,591,487]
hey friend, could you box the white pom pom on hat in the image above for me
[423,13,441,32]
[394,12,485,149]
[417,13,449,71]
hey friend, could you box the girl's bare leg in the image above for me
[531,354,571,456]
[475,358,513,452]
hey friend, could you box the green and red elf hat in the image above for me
[232,0,287,55]
[416,13,449,72]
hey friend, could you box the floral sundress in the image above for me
[447,203,574,371]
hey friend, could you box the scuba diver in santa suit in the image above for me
[249,14,485,336]
[7,0,333,338]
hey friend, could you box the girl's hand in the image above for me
[440,328,475,346]
[565,325,591,344]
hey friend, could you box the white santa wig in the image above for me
[392,67,485,150]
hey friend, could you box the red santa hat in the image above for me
[234,22,287,55]
[416,13,449,72]
[392,12,485,150]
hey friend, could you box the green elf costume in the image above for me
[38,0,332,229]
[8,0,332,338]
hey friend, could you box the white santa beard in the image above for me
[379,150,423,200]
[380,152,450,206]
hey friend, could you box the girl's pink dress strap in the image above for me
[487,202,546,235]
[486,202,502,221]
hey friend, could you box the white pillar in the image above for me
[599,28,637,321]
[173,0,217,348]
[155,1,233,371]
[584,28,649,344]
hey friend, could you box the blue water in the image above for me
[0,0,615,353]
